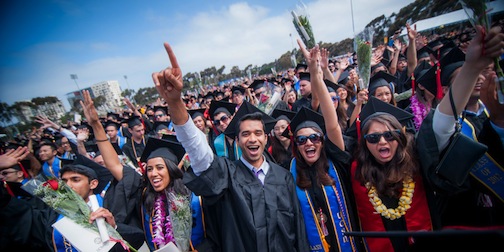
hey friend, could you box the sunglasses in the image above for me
[364,129,401,144]
[155,114,165,118]
[331,96,340,102]
[295,133,322,145]
[0,170,17,176]
[213,115,229,126]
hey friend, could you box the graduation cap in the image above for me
[427,38,444,52]
[439,40,457,57]
[214,91,224,98]
[77,122,94,134]
[398,54,407,61]
[223,100,276,139]
[188,108,206,120]
[407,61,433,96]
[324,79,339,93]
[298,72,311,81]
[248,79,267,91]
[107,112,120,121]
[371,62,386,73]
[338,71,350,85]
[153,106,169,115]
[346,96,414,138]
[282,106,325,138]
[281,78,293,84]
[417,46,433,60]
[231,85,246,95]
[208,100,236,117]
[153,121,170,132]
[271,108,296,123]
[381,49,392,66]
[415,66,441,97]
[203,92,214,100]
[440,47,465,86]
[103,120,121,130]
[140,137,186,166]
[369,71,396,96]
[59,153,114,194]
[295,63,308,72]
[126,116,143,128]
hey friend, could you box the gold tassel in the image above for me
[322,236,330,252]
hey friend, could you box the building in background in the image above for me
[90,80,123,111]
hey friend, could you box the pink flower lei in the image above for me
[410,95,430,131]
[152,192,175,247]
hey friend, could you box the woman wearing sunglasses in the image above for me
[288,42,362,252]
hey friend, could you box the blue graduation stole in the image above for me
[290,158,357,252]
[461,118,504,203]
[53,194,104,252]
[43,156,61,178]
[117,136,127,149]
[213,133,241,159]
[142,192,206,251]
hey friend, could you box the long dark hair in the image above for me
[294,127,334,189]
[355,114,419,197]
[142,157,190,213]
[270,132,293,168]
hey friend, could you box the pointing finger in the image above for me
[164,42,180,69]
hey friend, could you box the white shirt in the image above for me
[240,155,270,185]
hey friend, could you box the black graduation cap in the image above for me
[415,67,438,96]
[295,63,308,72]
[107,112,120,121]
[369,71,396,95]
[324,79,339,93]
[223,100,276,139]
[381,49,391,66]
[346,96,414,138]
[122,111,132,119]
[153,106,169,115]
[203,92,214,100]
[60,153,114,194]
[427,38,444,51]
[188,108,206,120]
[398,54,407,61]
[439,40,457,57]
[103,120,121,130]
[153,121,170,132]
[417,46,433,60]
[298,72,310,81]
[248,79,266,91]
[440,47,466,86]
[338,71,350,85]
[406,60,432,86]
[126,116,143,128]
[282,106,325,138]
[231,85,246,96]
[39,136,57,149]
[271,108,296,123]
[208,100,236,117]
[281,78,293,84]
[140,137,186,165]
[214,91,224,98]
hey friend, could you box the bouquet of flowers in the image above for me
[256,81,283,115]
[167,190,192,252]
[22,175,137,251]
[355,27,374,89]
[291,2,316,49]
[459,0,504,103]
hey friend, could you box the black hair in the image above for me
[235,112,266,139]
[60,164,98,182]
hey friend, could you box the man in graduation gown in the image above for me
[120,116,146,169]
[152,42,309,252]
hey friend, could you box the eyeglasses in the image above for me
[0,170,17,176]
[213,115,230,126]
[295,133,322,145]
[331,96,340,102]
[155,114,165,118]
[364,130,401,144]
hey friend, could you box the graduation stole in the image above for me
[290,158,357,252]
[461,116,504,203]
[43,156,61,178]
[52,194,103,252]
[214,133,241,159]
[117,136,127,149]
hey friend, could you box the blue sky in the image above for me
[0,0,413,110]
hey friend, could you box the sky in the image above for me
[0,0,414,110]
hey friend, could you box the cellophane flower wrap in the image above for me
[21,175,137,252]
[167,188,192,252]
[459,0,504,103]
[291,2,316,49]
[355,27,374,90]
[256,80,283,115]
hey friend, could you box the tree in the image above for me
[0,101,14,126]
[121,89,135,101]
[94,95,107,108]
[134,87,159,105]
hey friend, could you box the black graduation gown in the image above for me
[183,156,309,252]
[103,165,143,229]
[292,95,312,112]
[121,140,145,167]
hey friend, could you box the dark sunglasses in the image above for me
[295,133,322,145]
[213,115,229,126]
[331,96,340,102]
[364,129,401,144]
[0,170,17,176]
[155,114,165,118]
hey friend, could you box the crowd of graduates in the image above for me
[1,19,504,252]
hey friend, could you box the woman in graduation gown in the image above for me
[289,44,362,252]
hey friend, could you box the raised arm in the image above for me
[405,23,418,76]
[308,46,345,150]
[80,90,124,181]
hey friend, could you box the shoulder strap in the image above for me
[448,86,466,132]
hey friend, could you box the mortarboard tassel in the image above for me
[436,50,443,100]
[411,73,415,97]
[3,181,14,197]
[356,116,362,141]
[18,161,30,179]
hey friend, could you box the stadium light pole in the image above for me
[70,74,83,99]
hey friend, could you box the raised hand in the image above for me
[465,25,504,71]
[0,146,29,169]
[297,38,313,64]
[406,23,417,42]
[152,42,184,102]
[80,90,100,125]
[34,115,59,130]
[320,48,330,69]
[337,57,349,72]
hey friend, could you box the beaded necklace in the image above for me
[366,177,415,220]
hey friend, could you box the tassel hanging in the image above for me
[356,117,362,141]
[18,161,30,179]
[411,73,416,97]
[436,63,443,100]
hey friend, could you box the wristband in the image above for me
[95,139,109,142]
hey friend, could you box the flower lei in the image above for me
[410,95,429,131]
[366,177,415,220]
[152,192,175,247]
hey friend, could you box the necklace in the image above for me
[366,177,415,220]
[410,95,429,131]
[152,192,175,247]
